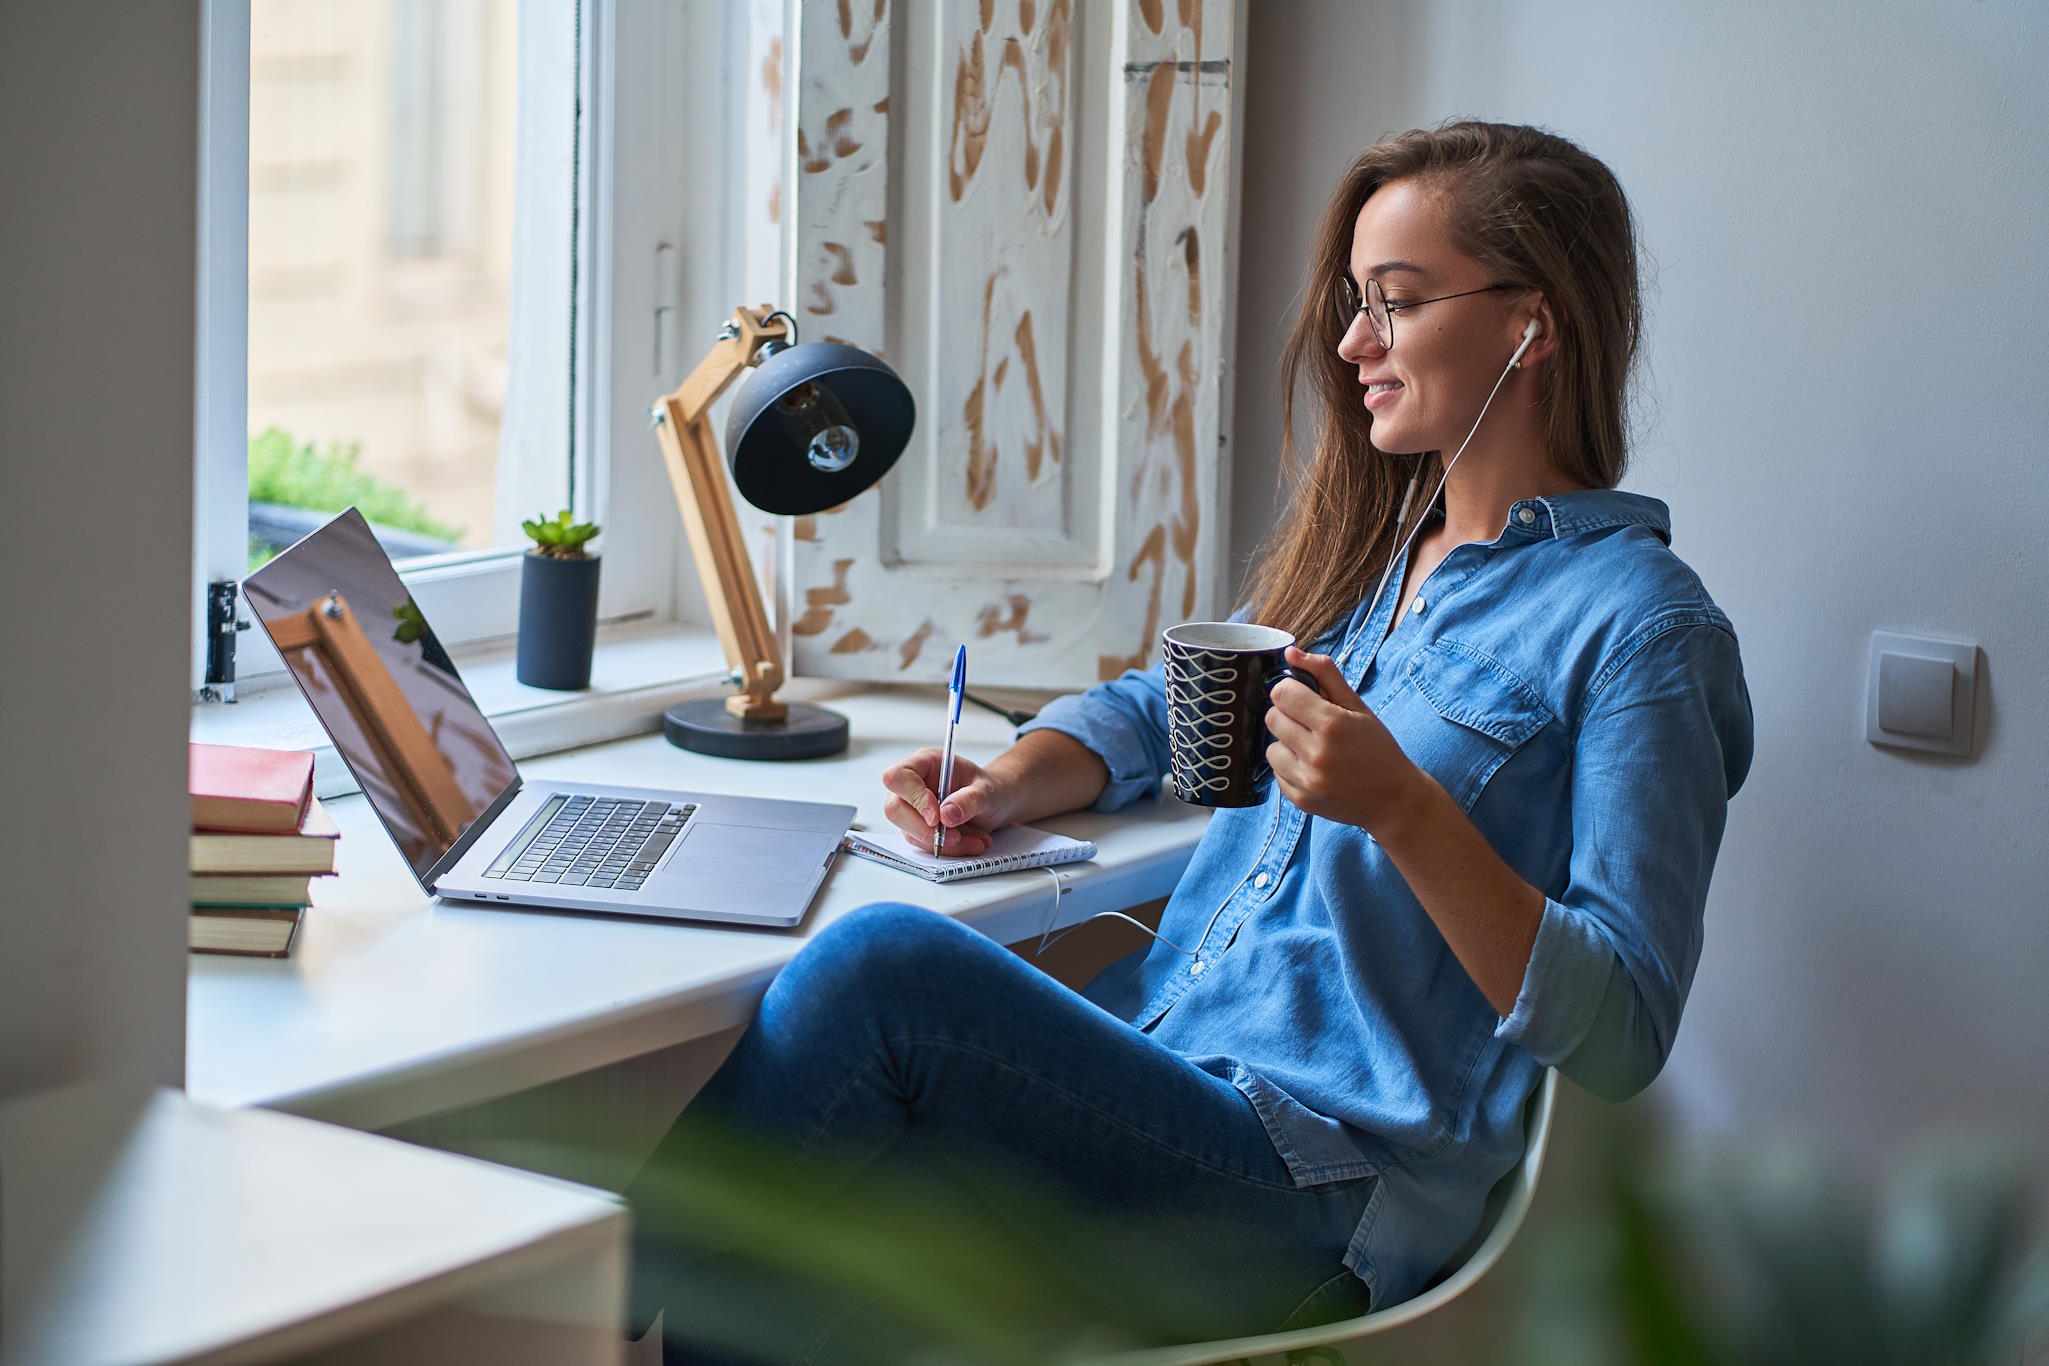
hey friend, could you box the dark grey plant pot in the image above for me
[516,551,601,690]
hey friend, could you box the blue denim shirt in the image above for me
[1018,489,1753,1307]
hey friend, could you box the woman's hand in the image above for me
[1265,646,1425,833]
[879,748,1016,857]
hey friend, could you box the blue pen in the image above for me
[934,645,966,854]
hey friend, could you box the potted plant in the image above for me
[516,509,601,690]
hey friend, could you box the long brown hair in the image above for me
[1244,121,1644,646]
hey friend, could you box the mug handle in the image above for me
[1263,663,1323,698]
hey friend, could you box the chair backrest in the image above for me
[1095,1068,1560,1366]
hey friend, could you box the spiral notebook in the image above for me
[840,824,1097,883]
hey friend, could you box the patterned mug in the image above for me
[1161,622,1320,807]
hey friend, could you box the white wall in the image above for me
[1231,2,2049,1173]
[0,4,198,1097]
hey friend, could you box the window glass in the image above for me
[246,0,574,570]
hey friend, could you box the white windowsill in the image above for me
[190,618,733,799]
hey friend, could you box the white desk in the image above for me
[0,1084,626,1365]
[188,685,1209,1132]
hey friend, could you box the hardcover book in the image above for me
[190,796,340,875]
[188,872,319,907]
[189,905,303,958]
[189,743,315,833]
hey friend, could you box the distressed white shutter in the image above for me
[778,0,1240,689]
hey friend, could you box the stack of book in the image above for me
[188,743,338,957]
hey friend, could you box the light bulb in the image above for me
[776,381,861,474]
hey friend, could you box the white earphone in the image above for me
[1509,316,1539,369]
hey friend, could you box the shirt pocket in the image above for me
[1398,640,1555,811]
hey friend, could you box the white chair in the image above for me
[1092,1068,1560,1366]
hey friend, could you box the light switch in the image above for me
[1867,631,1978,756]
[1877,652,1953,737]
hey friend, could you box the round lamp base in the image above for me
[662,698,850,761]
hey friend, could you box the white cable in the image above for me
[1032,868,1200,958]
[1339,328,1537,670]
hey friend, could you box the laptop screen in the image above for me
[242,508,519,885]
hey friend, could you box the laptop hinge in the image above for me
[423,776,525,890]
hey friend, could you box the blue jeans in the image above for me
[625,903,1373,1364]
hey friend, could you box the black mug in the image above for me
[1161,622,1319,807]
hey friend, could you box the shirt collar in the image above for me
[1505,488,1671,544]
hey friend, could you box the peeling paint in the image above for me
[1015,309,1062,479]
[798,128,830,175]
[825,107,862,158]
[976,592,1049,646]
[899,617,936,671]
[1186,109,1223,197]
[947,1,1069,218]
[831,627,876,654]
[1141,61,1174,206]
[822,241,858,285]
[1098,523,1166,679]
[791,557,856,637]
[963,272,1000,511]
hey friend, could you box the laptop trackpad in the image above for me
[673,823,832,886]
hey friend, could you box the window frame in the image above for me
[194,0,728,699]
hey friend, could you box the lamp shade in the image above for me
[723,341,915,515]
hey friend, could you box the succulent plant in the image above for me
[522,508,600,559]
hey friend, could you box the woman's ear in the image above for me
[1515,293,1564,368]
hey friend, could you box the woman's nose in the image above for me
[1337,311,1384,363]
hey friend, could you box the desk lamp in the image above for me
[650,305,914,760]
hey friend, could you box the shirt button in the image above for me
[1410,596,1426,615]
[1253,872,1270,890]
[1190,960,1207,976]
[1517,506,1537,525]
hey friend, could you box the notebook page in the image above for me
[842,823,1096,881]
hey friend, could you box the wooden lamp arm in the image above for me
[650,305,791,722]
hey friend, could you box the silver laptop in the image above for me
[241,507,853,927]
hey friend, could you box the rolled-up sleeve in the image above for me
[1494,619,1754,1101]
[1016,662,1174,813]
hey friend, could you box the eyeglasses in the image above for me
[1334,275,1517,350]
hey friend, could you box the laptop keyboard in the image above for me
[483,795,697,895]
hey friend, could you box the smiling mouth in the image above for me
[1363,380,1402,409]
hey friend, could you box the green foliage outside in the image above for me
[246,425,467,570]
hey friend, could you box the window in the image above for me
[196,0,748,698]
[244,0,566,576]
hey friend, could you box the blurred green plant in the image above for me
[522,508,600,559]
[1493,1119,2049,1366]
[425,1088,2049,1365]
[248,425,466,545]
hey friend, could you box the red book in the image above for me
[189,743,315,833]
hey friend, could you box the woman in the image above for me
[627,120,1753,1362]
